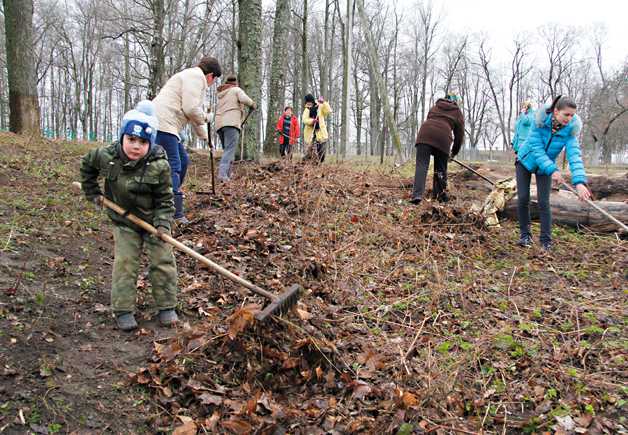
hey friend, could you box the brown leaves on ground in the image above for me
[226,304,260,340]
[130,160,627,433]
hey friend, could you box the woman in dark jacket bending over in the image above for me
[411,93,465,204]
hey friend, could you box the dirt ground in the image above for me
[0,132,626,434]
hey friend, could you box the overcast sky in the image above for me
[428,0,628,67]
[264,0,628,69]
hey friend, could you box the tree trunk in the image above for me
[502,190,628,233]
[123,33,131,113]
[1,58,8,130]
[148,0,166,99]
[356,0,401,159]
[263,0,290,157]
[320,0,330,98]
[301,0,309,99]
[3,0,41,135]
[339,0,353,159]
[237,0,262,160]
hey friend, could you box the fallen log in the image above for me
[501,189,628,233]
[565,173,628,200]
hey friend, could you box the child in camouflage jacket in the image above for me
[80,101,179,331]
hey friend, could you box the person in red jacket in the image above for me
[411,92,465,204]
[276,106,300,158]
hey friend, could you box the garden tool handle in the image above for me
[72,182,277,300]
[450,157,496,186]
[560,182,628,233]
[208,121,216,194]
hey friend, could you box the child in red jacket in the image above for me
[276,106,300,158]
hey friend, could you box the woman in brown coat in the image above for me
[411,93,465,204]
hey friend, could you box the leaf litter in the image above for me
[124,158,626,434]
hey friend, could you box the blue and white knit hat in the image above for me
[119,100,159,147]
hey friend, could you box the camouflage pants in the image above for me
[112,225,178,313]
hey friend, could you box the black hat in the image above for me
[304,94,315,103]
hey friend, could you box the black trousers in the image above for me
[280,140,291,157]
[412,143,449,201]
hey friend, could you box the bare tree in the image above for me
[238,0,262,160]
[263,0,290,156]
[3,0,41,134]
[339,0,354,158]
[539,24,576,99]
[356,0,401,159]
[416,0,440,122]
[478,39,509,150]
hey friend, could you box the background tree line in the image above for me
[1,0,626,164]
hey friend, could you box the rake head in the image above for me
[255,284,302,322]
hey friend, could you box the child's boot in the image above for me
[159,309,179,327]
[116,312,138,331]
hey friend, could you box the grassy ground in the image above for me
[0,132,626,434]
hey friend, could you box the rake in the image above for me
[73,182,301,321]
[449,160,628,233]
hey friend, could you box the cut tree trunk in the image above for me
[502,189,628,233]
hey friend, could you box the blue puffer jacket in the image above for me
[512,110,535,153]
[516,107,587,185]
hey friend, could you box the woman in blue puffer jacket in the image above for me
[511,101,535,153]
[515,95,591,251]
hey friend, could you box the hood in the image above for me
[434,98,459,112]
[217,83,238,94]
[536,105,582,137]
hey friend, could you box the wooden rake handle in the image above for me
[450,157,496,186]
[72,182,277,300]
[560,182,628,233]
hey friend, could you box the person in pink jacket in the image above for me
[153,56,222,223]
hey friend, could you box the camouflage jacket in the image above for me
[80,142,175,231]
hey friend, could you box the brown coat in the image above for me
[215,83,255,131]
[415,99,465,156]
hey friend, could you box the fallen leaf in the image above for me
[315,366,324,380]
[574,414,593,428]
[401,391,418,408]
[154,340,183,361]
[349,380,372,400]
[173,420,197,435]
[296,307,313,321]
[222,418,252,434]
[226,304,260,340]
[198,393,223,406]
[282,357,300,369]
[203,411,220,431]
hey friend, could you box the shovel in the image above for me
[73,182,301,321]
